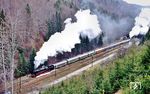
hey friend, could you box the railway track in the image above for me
[0,39,130,94]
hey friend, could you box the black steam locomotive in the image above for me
[31,39,130,77]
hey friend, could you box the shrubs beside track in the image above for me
[42,41,150,94]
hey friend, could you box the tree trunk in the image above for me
[11,33,15,94]
[1,24,7,93]
[10,22,15,94]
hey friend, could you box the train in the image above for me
[31,39,130,77]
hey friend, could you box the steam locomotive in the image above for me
[31,50,95,77]
[31,39,130,77]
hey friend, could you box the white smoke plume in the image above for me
[122,0,150,6]
[34,9,102,69]
[79,0,141,44]
[129,8,150,38]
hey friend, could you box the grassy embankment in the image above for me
[42,40,150,94]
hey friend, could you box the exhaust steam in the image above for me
[34,9,102,69]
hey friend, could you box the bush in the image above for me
[15,48,36,77]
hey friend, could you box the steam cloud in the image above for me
[122,0,150,6]
[79,0,141,44]
[34,0,150,69]
[129,8,150,38]
[34,9,102,69]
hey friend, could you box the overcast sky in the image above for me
[122,0,150,6]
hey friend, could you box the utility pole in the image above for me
[18,70,22,94]
[19,76,21,93]
[55,68,56,77]
[92,55,93,67]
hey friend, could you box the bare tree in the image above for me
[7,9,22,94]
[0,19,7,93]
[0,16,15,93]
[0,3,22,94]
